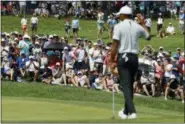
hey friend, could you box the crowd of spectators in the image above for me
[1,1,184,103]
[1,29,184,103]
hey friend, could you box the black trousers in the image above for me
[117,53,138,115]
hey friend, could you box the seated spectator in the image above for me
[26,56,39,81]
[62,66,78,87]
[104,73,120,93]
[51,62,63,85]
[16,52,28,77]
[92,74,106,90]
[41,64,53,84]
[74,71,90,88]
[164,75,184,103]
[140,70,156,97]
[40,52,48,74]
[166,23,176,36]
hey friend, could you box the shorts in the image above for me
[73,28,78,33]
[157,24,163,32]
[32,23,37,31]
[146,26,151,32]
[22,25,27,31]
[65,26,70,33]
[179,24,184,31]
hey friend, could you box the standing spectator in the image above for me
[157,13,164,38]
[75,44,86,72]
[26,55,39,81]
[179,10,184,34]
[93,44,103,74]
[145,15,152,33]
[64,17,71,38]
[21,16,28,35]
[62,47,76,71]
[39,52,48,74]
[32,41,42,60]
[97,10,104,39]
[72,17,80,39]
[30,13,39,36]
[18,34,31,57]
[19,0,26,16]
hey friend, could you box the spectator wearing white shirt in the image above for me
[145,16,152,33]
[21,16,27,35]
[166,23,176,36]
[76,44,86,71]
[93,44,103,74]
[62,47,76,70]
[157,13,164,37]
[26,56,39,81]
[97,10,104,39]
[72,17,80,39]
[31,13,38,36]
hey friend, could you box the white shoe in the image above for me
[182,100,184,104]
[128,113,137,119]
[118,110,127,119]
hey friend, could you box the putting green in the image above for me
[2,97,184,123]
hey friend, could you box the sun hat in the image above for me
[116,5,132,15]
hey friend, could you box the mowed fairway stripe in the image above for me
[2,97,184,123]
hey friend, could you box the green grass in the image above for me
[1,15,184,52]
[1,81,184,123]
[1,15,184,123]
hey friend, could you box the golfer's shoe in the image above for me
[127,113,137,119]
[118,110,127,119]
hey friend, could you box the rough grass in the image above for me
[1,15,183,52]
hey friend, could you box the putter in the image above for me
[112,87,115,119]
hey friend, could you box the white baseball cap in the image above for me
[35,41,39,45]
[23,34,30,39]
[49,35,53,38]
[116,5,132,15]
[64,47,68,50]
[29,55,34,59]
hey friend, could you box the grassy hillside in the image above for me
[1,16,184,52]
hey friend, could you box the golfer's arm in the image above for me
[110,40,119,63]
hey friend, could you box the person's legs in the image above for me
[34,70,39,81]
[118,62,136,114]
[151,83,155,96]
[143,84,150,96]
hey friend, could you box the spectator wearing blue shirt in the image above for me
[16,52,29,77]
[72,17,80,39]
[107,15,117,39]
[173,48,181,60]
